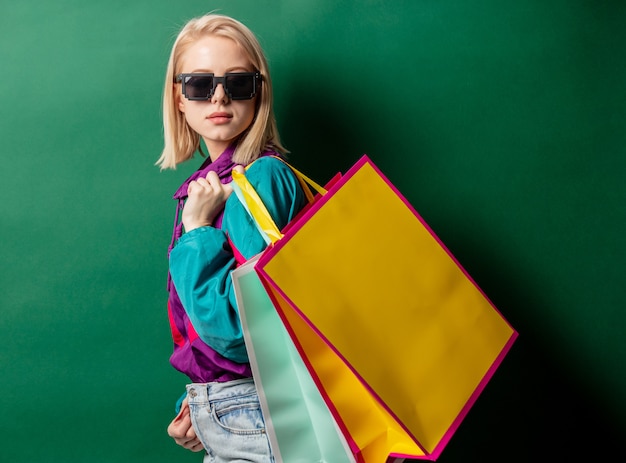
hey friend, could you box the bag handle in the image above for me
[231,157,326,245]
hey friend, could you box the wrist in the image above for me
[183,220,212,232]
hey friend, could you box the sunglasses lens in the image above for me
[184,75,215,99]
[225,74,256,99]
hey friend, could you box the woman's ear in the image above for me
[175,84,186,113]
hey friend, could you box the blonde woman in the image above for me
[157,14,306,462]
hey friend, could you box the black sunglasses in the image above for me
[175,72,262,100]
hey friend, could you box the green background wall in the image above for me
[1,0,624,461]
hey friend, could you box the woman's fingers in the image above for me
[182,171,236,231]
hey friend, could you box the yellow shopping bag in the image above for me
[232,155,517,462]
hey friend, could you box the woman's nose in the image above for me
[211,82,229,104]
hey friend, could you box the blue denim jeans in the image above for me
[186,378,275,463]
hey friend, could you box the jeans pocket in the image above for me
[211,395,266,435]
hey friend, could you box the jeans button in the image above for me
[189,388,197,398]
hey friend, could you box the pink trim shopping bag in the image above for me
[232,155,517,461]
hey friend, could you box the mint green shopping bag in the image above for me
[232,255,356,463]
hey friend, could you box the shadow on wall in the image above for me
[278,73,394,181]
[436,236,626,461]
[278,78,626,462]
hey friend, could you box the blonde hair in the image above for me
[156,14,286,170]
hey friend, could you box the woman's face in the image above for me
[176,35,257,159]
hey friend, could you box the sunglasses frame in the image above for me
[175,72,262,101]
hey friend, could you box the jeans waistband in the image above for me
[186,377,256,403]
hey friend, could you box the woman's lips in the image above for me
[208,112,232,124]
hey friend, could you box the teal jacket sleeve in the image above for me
[169,156,307,363]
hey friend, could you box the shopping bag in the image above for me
[232,256,356,463]
[232,155,518,462]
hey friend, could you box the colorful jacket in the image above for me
[166,145,307,383]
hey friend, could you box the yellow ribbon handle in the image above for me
[232,157,326,244]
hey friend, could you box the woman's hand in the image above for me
[167,398,204,452]
[182,166,244,232]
